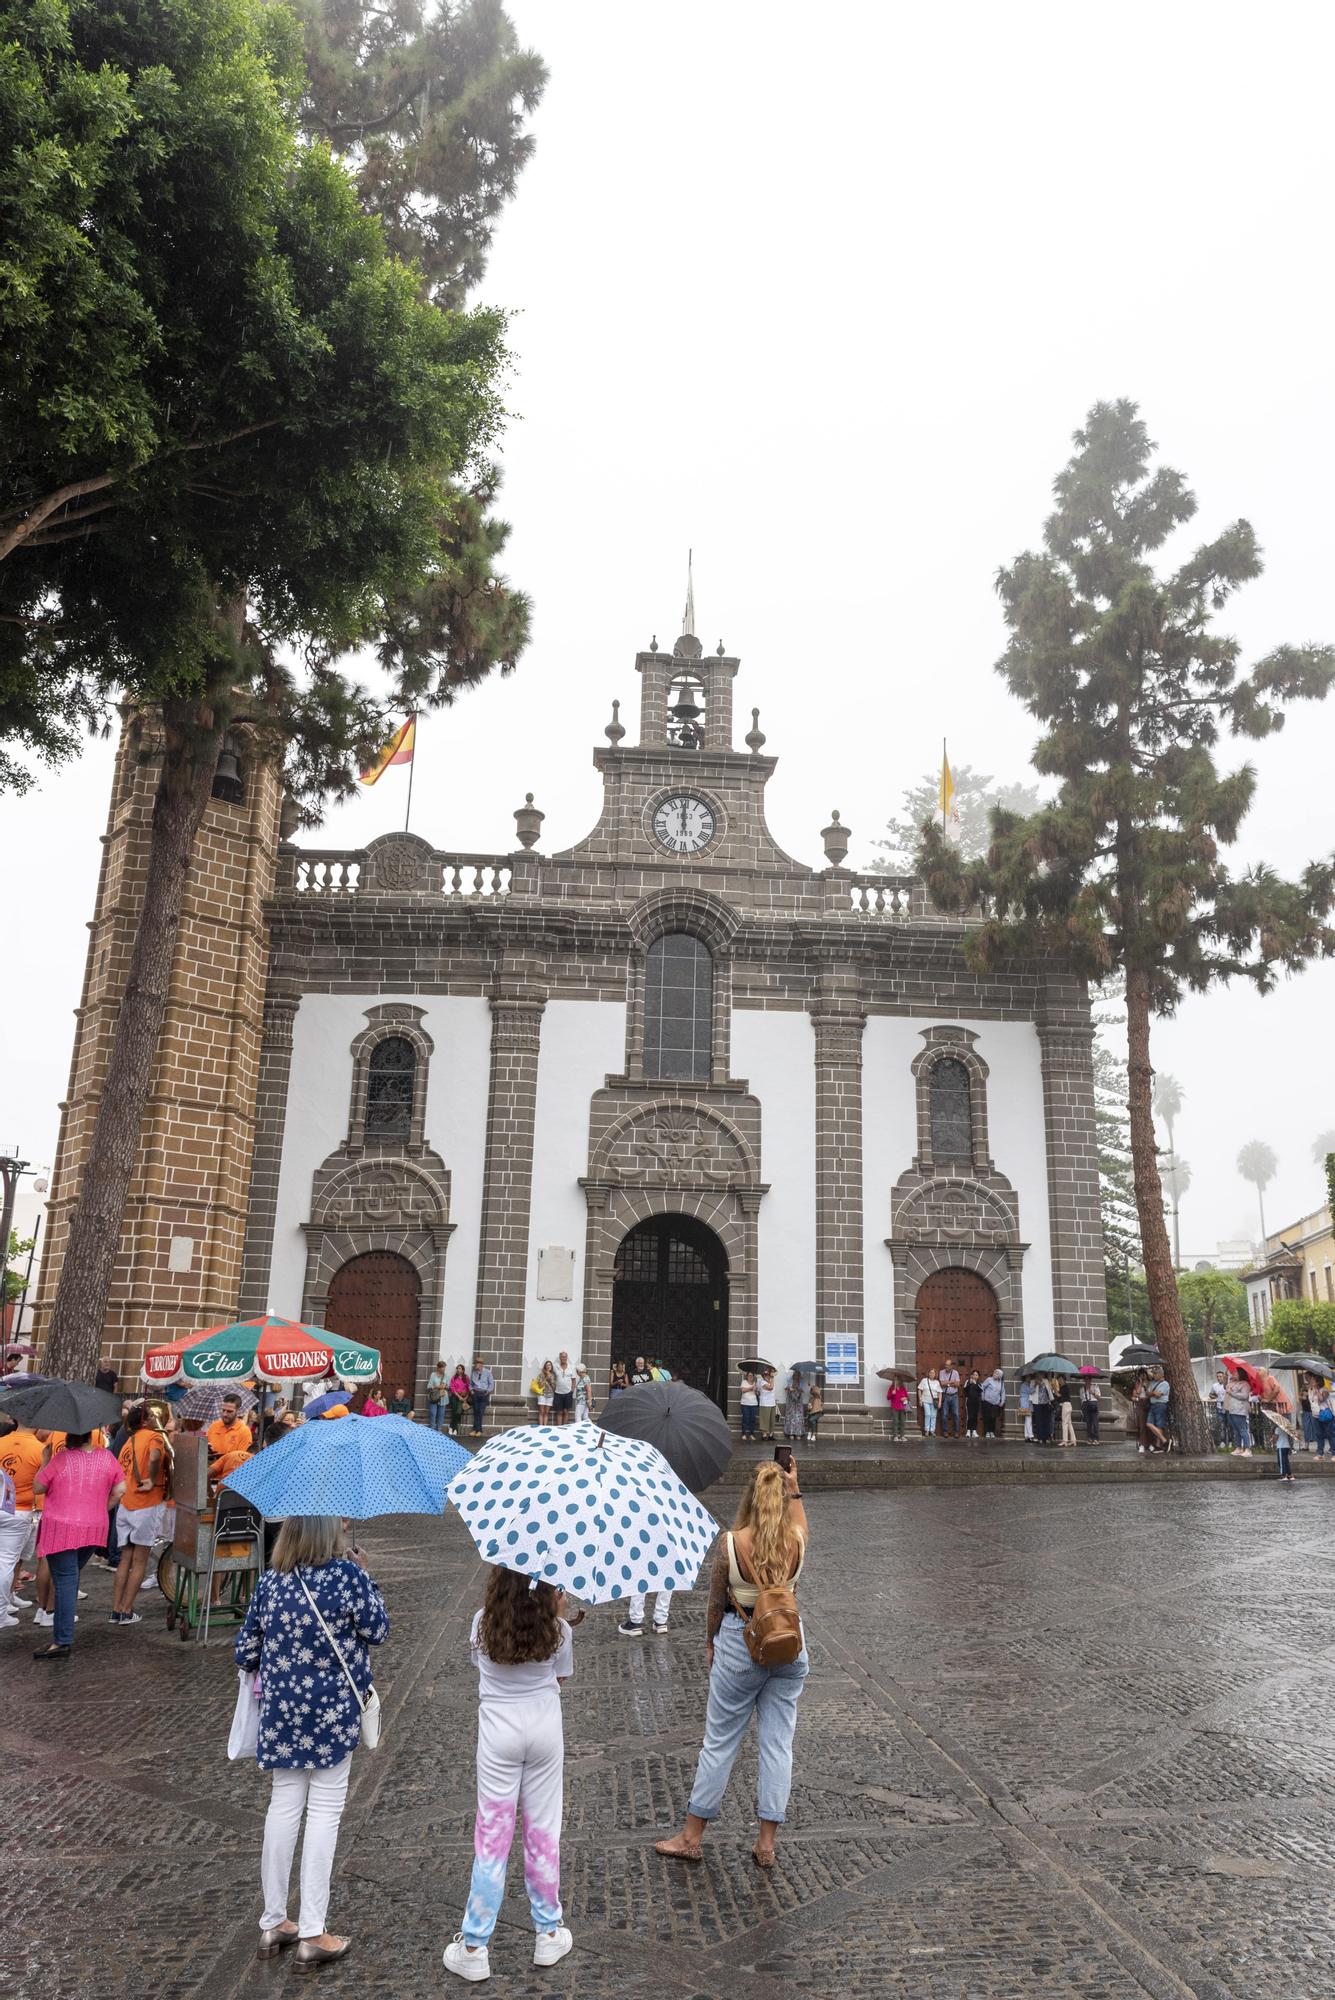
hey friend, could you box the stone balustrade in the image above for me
[278,843,515,900]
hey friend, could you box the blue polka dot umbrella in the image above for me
[446,1422,719,1604]
[221,1413,472,1519]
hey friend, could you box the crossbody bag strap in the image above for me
[296,1571,366,1715]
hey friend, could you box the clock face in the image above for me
[652,793,717,855]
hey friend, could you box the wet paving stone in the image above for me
[5,1482,1334,1998]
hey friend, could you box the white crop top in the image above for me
[725,1528,805,1609]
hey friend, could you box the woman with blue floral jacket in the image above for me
[235,1516,388,1971]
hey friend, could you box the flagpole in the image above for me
[404,712,417,833]
[942,736,947,831]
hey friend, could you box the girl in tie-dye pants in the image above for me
[444,1572,576,1984]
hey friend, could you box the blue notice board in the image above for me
[824,1339,859,1381]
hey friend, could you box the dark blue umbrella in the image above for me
[301,1389,349,1420]
[595,1380,734,1492]
[222,1413,470,1518]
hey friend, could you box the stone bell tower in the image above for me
[34,713,285,1375]
[634,552,740,752]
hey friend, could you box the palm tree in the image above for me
[1161,1154,1191,1270]
[1153,1074,1185,1268]
[1237,1140,1278,1246]
[1312,1131,1335,1166]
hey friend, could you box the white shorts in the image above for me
[117,1502,169,1549]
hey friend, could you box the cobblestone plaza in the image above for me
[7,1482,1334,1999]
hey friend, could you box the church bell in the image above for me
[211,744,244,805]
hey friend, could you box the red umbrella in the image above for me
[1222,1357,1265,1395]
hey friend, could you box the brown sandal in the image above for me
[751,1846,776,1869]
[654,1836,703,1863]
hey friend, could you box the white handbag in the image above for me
[298,1572,382,1752]
[228,1670,260,1760]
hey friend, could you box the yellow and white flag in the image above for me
[939,745,961,844]
[359,715,416,786]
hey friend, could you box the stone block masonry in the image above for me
[34,714,284,1379]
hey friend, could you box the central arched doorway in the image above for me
[324,1251,421,1409]
[611,1215,728,1407]
[915,1269,1001,1429]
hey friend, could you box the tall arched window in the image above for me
[366,1035,416,1140]
[644,933,713,1081]
[929,1057,972,1161]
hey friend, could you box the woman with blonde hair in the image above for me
[655,1457,809,1870]
[234,1516,388,1970]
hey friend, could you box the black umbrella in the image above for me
[1112,1343,1162,1369]
[0,1377,125,1432]
[595,1381,734,1493]
[738,1357,776,1374]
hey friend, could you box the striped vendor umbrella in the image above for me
[142,1314,380,1389]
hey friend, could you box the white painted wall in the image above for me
[733,1008,817,1374]
[861,1017,1055,1396]
[267,994,493,1355]
[524,999,627,1366]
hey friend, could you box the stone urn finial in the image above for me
[604,699,626,746]
[821,809,850,868]
[745,706,766,755]
[514,792,545,851]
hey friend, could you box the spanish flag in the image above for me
[939,743,961,844]
[359,716,415,786]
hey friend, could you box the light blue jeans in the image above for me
[688,1613,808,1825]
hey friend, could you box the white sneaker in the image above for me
[118,1611,142,1626]
[616,1620,644,1637]
[0,1614,18,1629]
[9,1595,32,1609]
[443,1935,489,1982]
[77,1589,88,1600]
[33,1608,53,1627]
[139,1574,157,1592]
[533,1927,573,1968]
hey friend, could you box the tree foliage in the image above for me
[295,0,546,308]
[1312,1130,1335,1166]
[1176,1268,1248,1357]
[1267,1298,1335,1357]
[919,400,1335,1452]
[871,763,1042,872]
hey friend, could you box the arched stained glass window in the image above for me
[366,1035,416,1140]
[929,1057,973,1160]
[644,934,713,1082]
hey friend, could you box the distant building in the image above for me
[1243,1205,1335,1332]
[1181,1239,1253,1273]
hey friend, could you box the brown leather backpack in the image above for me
[743,1582,803,1667]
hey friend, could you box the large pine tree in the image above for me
[920,401,1335,1452]
[7,0,545,1383]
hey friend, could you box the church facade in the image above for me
[231,613,1107,1425]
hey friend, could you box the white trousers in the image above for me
[0,1510,29,1607]
[462,1694,564,1944]
[626,1588,672,1628]
[260,1756,353,1937]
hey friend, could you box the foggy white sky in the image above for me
[5,0,1334,1258]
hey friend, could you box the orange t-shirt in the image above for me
[210,1446,251,1490]
[118,1429,170,1509]
[0,1429,44,1509]
[206,1418,253,1458]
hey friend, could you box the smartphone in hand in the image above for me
[774,1445,793,1470]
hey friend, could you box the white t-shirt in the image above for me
[740,1382,758,1406]
[552,1363,573,1395]
[919,1375,942,1407]
[470,1609,573,1701]
[758,1382,776,1408]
